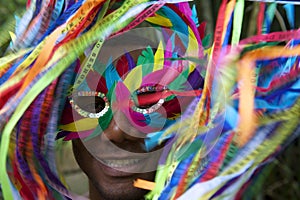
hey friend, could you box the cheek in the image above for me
[72,139,99,177]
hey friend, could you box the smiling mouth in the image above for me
[101,158,144,168]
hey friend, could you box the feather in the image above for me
[198,22,206,40]
[185,27,199,58]
[125,51,135,71]
[159,6,188,36]
[31,83,68,196]
[59,118,99,132]
[0,55,28,85]
[144,130,174,152]
[284,4,295,29]
[186,67,204,90]
[105,57,121,90]
[116,54,130,78]
[164,4,203,58]
[83,105,114,141]
[49,0,65,28]
[15,1,35,39]
[160,154,194,200]
[191,5,199,27]
[168,67,189,91]
[141,68,182,87]
[164,34,175,68]
[16,107,42,199]
[146,13,173,27]
[144,112,174,129]
[153,41,165,72]
[137,46,154,77]
[123,65,142,92]
[42,0,84,40]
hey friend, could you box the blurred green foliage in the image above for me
[0,0,26,26]
[0,0,26,54]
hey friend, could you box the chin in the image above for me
[88,160,156,200]
[72,139,156,200]
[89,176,149,200]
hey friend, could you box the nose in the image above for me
[103,111,144,143]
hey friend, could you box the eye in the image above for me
[76,96,105,113]
[69,91,109,118]
[131,85,168,114]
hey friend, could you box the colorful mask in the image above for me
[58,27,204,150]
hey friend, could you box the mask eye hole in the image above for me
[75,96,105,113]
[69,91,110,118]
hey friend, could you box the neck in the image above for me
[89,180,103,200]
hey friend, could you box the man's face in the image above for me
[70,33,165,200]
[66,27,203,200]
[72,110,161,200]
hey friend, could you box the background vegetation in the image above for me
[0,1,299,199]
[0,0,26,26]
[0,0,26,54]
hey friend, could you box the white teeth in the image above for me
[101,159,142,168]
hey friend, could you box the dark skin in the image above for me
[72,111,162,200]
[70,33,186,200]
[70,73,196,199]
